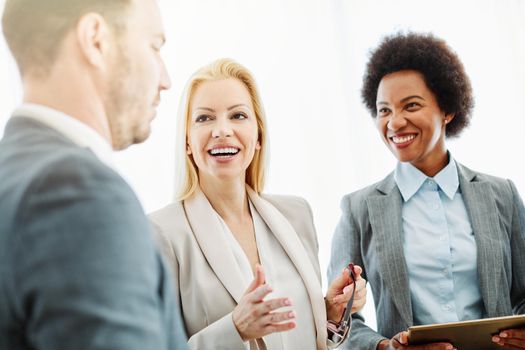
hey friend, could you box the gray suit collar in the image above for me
[5,116,75,143]
[3,117,109,168]
[368,172,413,327]
[457,163,502,317]
[375,171,397,195]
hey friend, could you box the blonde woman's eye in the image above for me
[195,115,211,122]
[232,113,247,120]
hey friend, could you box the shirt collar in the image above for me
[434,156,460,200]
[12,103,115,169]
[394,154,459,202]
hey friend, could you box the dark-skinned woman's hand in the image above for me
[376,331,456,350]
[493,328,525,349]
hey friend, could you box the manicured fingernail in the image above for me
[492,336,500,342]
[288,311,295,318]
[284,298,291,306]
[500,332,508,338]
[266,285,273,292]
[446,345,453,350]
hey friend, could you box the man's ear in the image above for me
[75,13,111,69]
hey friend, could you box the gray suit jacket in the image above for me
[0,117,187,349]
[328,162,525,350]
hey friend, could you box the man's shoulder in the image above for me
[37,147,124,190]
[22,149,139,223]
[0,132,140,241]
[11,145,128,203]
[0,117,124,192]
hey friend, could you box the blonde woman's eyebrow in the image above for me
[227,104,250,111]
[194,107,215,112]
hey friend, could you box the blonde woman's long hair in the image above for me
[174,58,269,201]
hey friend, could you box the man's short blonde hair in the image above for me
[2,0,133,77]
[175,58,269,201]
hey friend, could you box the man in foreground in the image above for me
[0,0,187,348]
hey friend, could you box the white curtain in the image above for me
[1,0,524,332]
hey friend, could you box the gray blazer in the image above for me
[0,117,187,350]
[328,162,525,350]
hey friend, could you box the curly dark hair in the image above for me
[361,32,474,138]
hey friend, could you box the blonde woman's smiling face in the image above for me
[187,78,260,185]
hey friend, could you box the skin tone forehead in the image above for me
[377,70,436,106]
[190,79,255,115]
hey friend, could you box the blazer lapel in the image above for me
[247,188,327,349]
[367,174,413,327]
[184,189,248,304]
[457,163,502,317]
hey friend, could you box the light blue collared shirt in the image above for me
[394,156,486,325]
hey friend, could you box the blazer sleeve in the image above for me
[509,180,525,314]
[150,217,249,350]
[328,194,387,350]
[10,156,182,350]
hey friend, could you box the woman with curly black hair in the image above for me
[328,32,525,350]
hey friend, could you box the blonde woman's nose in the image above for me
[211,118,233,138]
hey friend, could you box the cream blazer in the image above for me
[149,187,328,350]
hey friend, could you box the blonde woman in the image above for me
[149,58,367,350]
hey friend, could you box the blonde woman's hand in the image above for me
[232,264,296,341]
[325,264,367,322]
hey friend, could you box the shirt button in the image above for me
[439,235,446,241]
[443,304,452,311]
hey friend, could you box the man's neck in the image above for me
[22,72,112,147]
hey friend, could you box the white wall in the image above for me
[1,0,524,333]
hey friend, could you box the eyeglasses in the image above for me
[327,263,356,349]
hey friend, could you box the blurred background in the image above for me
[2,0,524,331]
